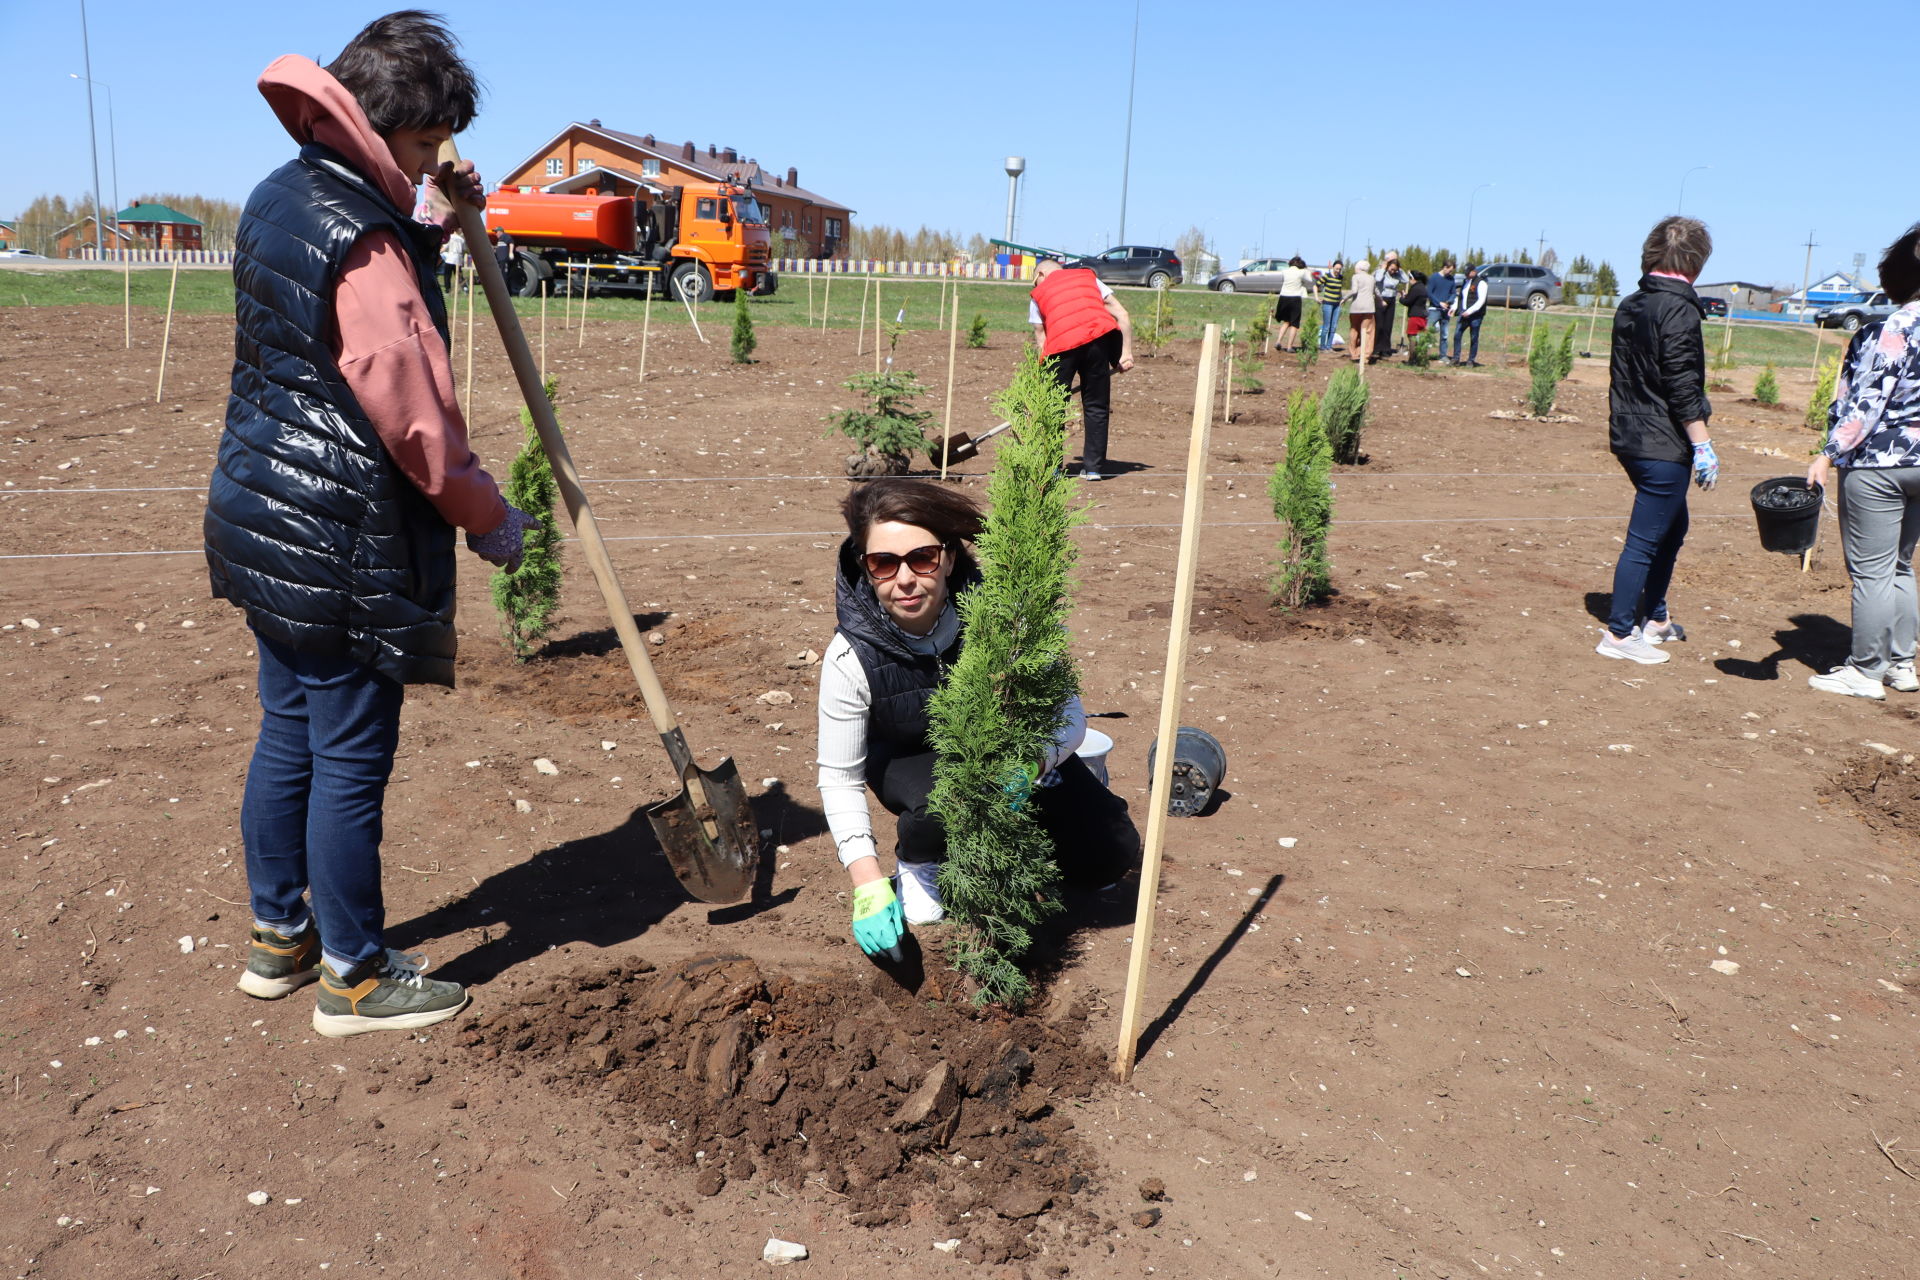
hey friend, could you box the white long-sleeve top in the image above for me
[815,604,1087,868]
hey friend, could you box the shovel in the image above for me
[929,420,1011,469]
[443,143,759,903]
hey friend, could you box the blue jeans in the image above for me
[241,634,404,970]
[1606,456,1691,639]
[1451,313,1483,363]
[1427,306,1450,355]
[1319,301,1340,349]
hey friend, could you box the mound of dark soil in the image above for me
[1826,749,1920,838]
[1131,584,1461,645]
[464,953,1112,1264]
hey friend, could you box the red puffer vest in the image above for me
[1031,268,1118,357]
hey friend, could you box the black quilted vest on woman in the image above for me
[832,538,980,768]
[204,144,457,686]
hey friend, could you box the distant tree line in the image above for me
[7,191,241,254]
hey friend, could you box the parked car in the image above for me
[1067,245,1183,289]
[1817,291,1899,332]
[1208,258,1288,293]
[0,248,46,259]
[1476,262,1561,310]
[1700,296,1729,317]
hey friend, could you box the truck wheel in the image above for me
[670,261,713,304]
[1842,313,1863,333]
[506,251,544,298]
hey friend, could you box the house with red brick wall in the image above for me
[497,121,854,259]
[116,203,204,251]
[54,216,135,258]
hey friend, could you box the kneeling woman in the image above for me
[816,479,1141,955]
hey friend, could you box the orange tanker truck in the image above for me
[482,180,774,302]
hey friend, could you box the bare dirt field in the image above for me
[5,300,1920,1280]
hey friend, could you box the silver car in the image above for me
[1208,258,1289,293]
[1818,291,1899,332]
[1477,262,1561,310]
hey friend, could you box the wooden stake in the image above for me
[874,276,884,374]
[1583,295,1602,356]
[681,283,707,343]
[122,250,131,349]
[1223,321,1236,423]
[940,282,961,480]
[639,274,653,380]
[856,270,871,355]
[821,271,832,332]
[807,273,814,324]
[1115,323,1222,1084]
[153,260,180,403]
[539,280,548,382]
[464,260,476,409]
[576,266,589,350]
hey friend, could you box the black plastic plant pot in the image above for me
[1749,476,1823,554]
[1145,727,1228,818]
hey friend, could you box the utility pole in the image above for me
[1117,0,1141,243]
[78,0,105,260]
[1800,230,1820,360]
[1537,229,1546,266]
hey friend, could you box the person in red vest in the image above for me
[1028,257,1134,481]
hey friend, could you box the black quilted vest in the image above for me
[205,145,457,686]
[832,538,980,768]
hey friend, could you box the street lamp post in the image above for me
[1677,165,1710,214]
[1464,182,1493,266]
[1340,196,1363,262]
[70,73,117,251]
[1117,0,1141,243]
[76,0,105,260]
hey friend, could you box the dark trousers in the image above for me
[1606,455,1691,638]
[869,749,1140,889]
[241,634,405,969]
[1373,300,1397,356]
[1049,329,1122,473]
[1451,313,1484,363]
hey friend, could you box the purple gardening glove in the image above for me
[466,505,540,573]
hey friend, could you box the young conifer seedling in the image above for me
[491,376,565,658]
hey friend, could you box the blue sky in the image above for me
[4,0,1910,286]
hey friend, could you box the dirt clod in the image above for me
[1138,1177,1167,1201]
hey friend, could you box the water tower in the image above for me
[1004,156,1025,243]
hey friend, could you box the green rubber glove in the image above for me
[851,879,905,957]
[1001,761,1040,813]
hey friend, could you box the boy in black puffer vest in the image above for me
[206,12,537,1036]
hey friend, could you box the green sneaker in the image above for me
[312,950,469,1038]
[237,922,321,999]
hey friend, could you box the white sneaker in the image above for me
[895,860,945,925]
[1887,661,1920,692]
[1809,665,1887,701]
[1640,620,1687,645]
[1596,632,1669,664]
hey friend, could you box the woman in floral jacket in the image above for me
[1806,223,1920,700]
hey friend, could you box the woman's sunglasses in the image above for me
[863,543,946,580]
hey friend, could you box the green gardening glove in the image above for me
[851,879,905,957]
[1001,761,1040,813]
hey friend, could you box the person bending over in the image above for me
[815,479,1140,955]
[1029,258,1134,481]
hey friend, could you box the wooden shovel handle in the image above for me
[439,142,688,758]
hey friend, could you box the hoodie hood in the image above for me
[834,536,981,664]
[258,55,413,212]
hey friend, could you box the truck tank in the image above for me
[482,192,637,253]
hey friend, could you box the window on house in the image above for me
[546,158,563,176]
[577,158,593,174]
[642,158,661,178]
[803,214,813,233]
[826,218,842,239]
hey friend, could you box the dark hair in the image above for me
[326,10,480,135]
[1410,269,1428,283]
[841,479,983,550]
[1288,255,1306,269]
[1640,215,1712,278]
[1880,223,1920,305]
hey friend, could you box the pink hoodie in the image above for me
[257,56,505,536]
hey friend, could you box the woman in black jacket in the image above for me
[1597,216,1720,665]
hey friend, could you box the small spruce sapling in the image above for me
[1806,354,1840,431]
[1407,329,1435,369]
[1321,364,1370,464]
[491,376,565,659]
[1269,389,1333,608]
[1296,305,1321,371]
[730,288,757,363]
[926,346,1085,1007]
[1755,362,1781,406]
[827,370,932,475]
[966,312,990,349]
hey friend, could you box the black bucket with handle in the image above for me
[1749,476,1823,554]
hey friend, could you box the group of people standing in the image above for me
[1269,256,1493,366]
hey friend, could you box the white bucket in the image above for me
[1076,727,1114,787]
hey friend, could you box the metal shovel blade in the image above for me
[930,420,1012,469]
[644,754,761,903]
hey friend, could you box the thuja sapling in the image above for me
[1526,322,1559,416]
[1270,389,1333,608]
[1296,305,1321,371]
[1755,362,1781,406]
[966,312,990,349]
[491,376,564,659]
[1321,364,1370,465]
[1806,355,1839,432]
[925,346,1085,1008]
[730,287,757,363]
